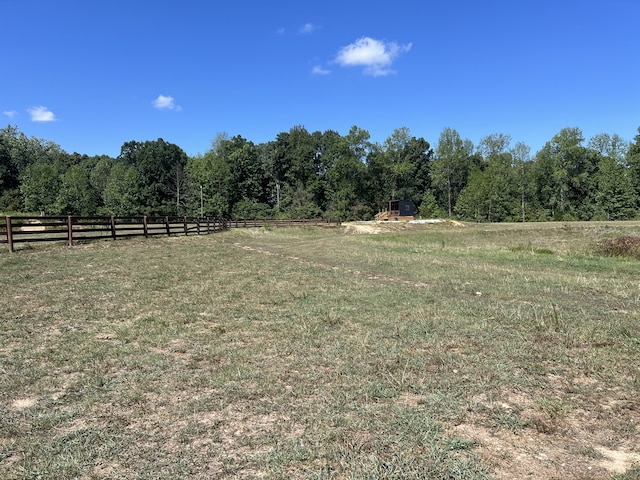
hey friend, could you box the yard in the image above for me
[1,221,639,479]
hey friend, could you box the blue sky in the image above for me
[2,0,639,158]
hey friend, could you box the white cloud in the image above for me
[300,23,316,34]
[27,106,56,122]
[3,110,17,119]
[334,37,412,76]
[312,65,331,75]
[152,94,182,111]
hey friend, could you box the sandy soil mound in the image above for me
[343,220,464,234]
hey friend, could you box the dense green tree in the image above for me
[365,143,392,211]
[454,170,489,221]
[345,125,373,164]
[20,162,62,213]
[364,127,431,214]
[510,141,534,221]
[588,133,628,164]
[228,138,267,203]
[534,128,597,220]
[316,126,373,220]
[1,125,63,173]
[286,186,323,218]
[431,128,475,216]
[184,133,272,219]
[2,125,65,211]
[477,133,511,160]
[102,163,140,215]
[0,127,18,190]
[311,129,348,212]
[55,164,98,215]
[118,138,188,215]
[270,126,316,188]
[3,123,640,222]
[628,127,640,201]
[418,190,443,218]
[0,129,19,210]
[325,151,369,220]
[456,134,519,222]
[382,127,414,199]
[90,156,115,210]
[593,155,637,220]
[386,128,432,206]
[267,126,321,217]
[184,151,232,217]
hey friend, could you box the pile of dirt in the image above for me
[343,220,464,234]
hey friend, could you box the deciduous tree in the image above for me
[431,128,474,216]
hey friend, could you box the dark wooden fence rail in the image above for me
[0,216,341,252]
[227,218,341,229]
[0,215,228,252]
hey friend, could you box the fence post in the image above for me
[67,216,73,247]
[5,216,13,253]
[143,216,148,237]
[110,216,116,240]
[165,216,171,236]
[183,216,188,236]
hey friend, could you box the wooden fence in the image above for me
[227,218,341,228]
[0,215,228,252]
[0,216,341,252]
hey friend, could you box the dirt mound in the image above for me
[343,220,463,234]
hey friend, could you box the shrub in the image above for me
[598,236,640,259]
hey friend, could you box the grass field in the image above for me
[1,221,639,479]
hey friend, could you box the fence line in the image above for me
[0,216,341,252]
[0,215,228,252]
[227,218,341,229]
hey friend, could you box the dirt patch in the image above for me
[453,423,614,479]
[452,385,640,479]
[394,392,423,408]
[343,220,464,234]
[343,221,400,234]
[597,447,640,473]
[11,398,38,410]
[19,219,46,232]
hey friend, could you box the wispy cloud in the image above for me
[152,95,182,111]
[27,106,56,122]
[312,65,331,75]
[335,37,412,77]
[300,23,317,34]
[3,110,18,120]
[277,27,285,35]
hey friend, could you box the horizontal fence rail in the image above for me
[0,215,228,252]
[0,216,341,252]
[227,218,341,228]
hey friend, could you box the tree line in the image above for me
[2,124,640,221]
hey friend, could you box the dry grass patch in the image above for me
[1,222,639,479]
[598,235,640,259]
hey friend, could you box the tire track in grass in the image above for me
[231,242,429,288]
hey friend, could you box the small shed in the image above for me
[374,200,415,221]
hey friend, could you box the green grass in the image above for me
[1,221,639,479]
